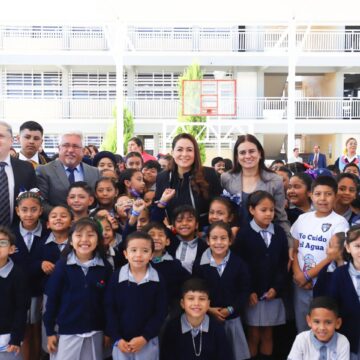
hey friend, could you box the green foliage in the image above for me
[100,106,134,154]
[177,63,207,163]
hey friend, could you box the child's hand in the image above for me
[249,292,258,306]
[293,270,307,287]
[208,307,226,322]
[132,199,146,213]
[103,335,112,348]
[128,336,147,352]
[7,345,20,354]
[47,335,58,353]
[41,261,55,275]
[264,288,277,300]
[160,188,176,204]
[118,339,131,353]
[219,307,231,319]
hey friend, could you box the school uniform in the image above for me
[161,313,233,360]
[193,248,250,360]
[10,222,49,323]
[44,251,112,360]
[105,245,123,271]
[106,264,167,360]
[234,220,288,327]
[0,259,28,360]
[313,261,340,298]
[288,330,350,360]
[330,263,360,357]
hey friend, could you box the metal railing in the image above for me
[1,97,360,121]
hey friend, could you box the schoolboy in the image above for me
[0,226,28,357]
[142,160,161,191]
[288,296,350,360]
[161,278,233,360]
[143,222,189,305]
[291,176,349,333]
[66,181,94,221]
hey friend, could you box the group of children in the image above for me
[1,166,360,360]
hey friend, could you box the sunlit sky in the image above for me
[1,0,360,24]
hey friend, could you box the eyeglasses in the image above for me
[0,239,10,247]
[60,143,82,150]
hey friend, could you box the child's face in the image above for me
[214,161,225,175]
[47,207,72,232]
[0,235,15,265]
[345,237,360,269]
[136,210,149,231]
[96,210,119,230]
[144,191,155,207]
[124,238,153,271]
[148,228,170,253]
[16,198,42,229]
[181,291,210,322]
[95,180,118,206]
[276,170,290,193]
[249,198,275,229]
[326,235,342,261]
[208,201,232,224]
[306,308,341,343]
[142,167,158,185]
[71,225,98,261]
[336,178,357,207]
[67,188,93,214]
[115,196,133,219]
[126,156,142,171]
[100,219,114,246]
[287,176,310,207]
[207,226,231,259]
[344,166,360,177]
[174,212,198,240]
[311,185,336,215]
[127,171,145,194]
[97,157,115,172]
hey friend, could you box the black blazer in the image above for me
[155,167,222,228]
[11,157,37,225]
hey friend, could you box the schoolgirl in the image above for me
[94,177,119,216]
[105,231,167,360]
[233,190,288,360]
[11,189,49,360]
[330,225,360,359]
[118,169,145,200]
[193,221,250,360]
[44,218,112,360]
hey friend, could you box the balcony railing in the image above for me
[0,97,360,121]
[0,24,359,52]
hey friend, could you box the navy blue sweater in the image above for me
[105,266,167,342]
[313,263,337,298]
[0,263,29,346]
[329,263,360,353]
[44,257,112,336]
[193,251,250,319]
[160,315,233,360]
[233,223,288,297]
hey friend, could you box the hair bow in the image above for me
[221,189,242,206]
[16,187,44,201]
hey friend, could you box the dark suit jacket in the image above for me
[308,152,327,168]
[36,159,100,215]
[10,157,37,224]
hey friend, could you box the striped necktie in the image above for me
[67,168,75,184]
[0,162,10,226]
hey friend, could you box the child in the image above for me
[334,173,358,224]
[114,195,133,232]
[105,231,167,360]
[44,218,112,360]
[11,189,48,360]
[193,221,250,360]
[143,221,189,307]
[118,169,145,200]
[0,226,28,359]
[94,177,118,215]
[288,296,350,360]
[161,278,233,360]
[142,160,161,192]
[330,225,360,358]
[66,181,94,221]
[286,173,313,225]
[343,162,360,178]
[313,232,346,297]
[291,175,349,333]
[125,151,143,171]
[234,190,289,359]
[144,190,155,208]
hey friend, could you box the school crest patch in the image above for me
[321,223,332,232]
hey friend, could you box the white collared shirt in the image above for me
[19,152,39,164]
[176,237,198,273]
[19,221,43,250]
[250,219,275,247]
[62,163,84,182]
[2,154,14,223]
[118,263,160,285]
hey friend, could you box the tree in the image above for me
[100,106,134,154]
[177,63,207,163]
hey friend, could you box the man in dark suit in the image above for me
[308,144,327,169]
[0,121,37,227]
[36,132,100,215]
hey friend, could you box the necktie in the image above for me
[319,345,327,360]
[180,242,188,261]
[0,162,10,226]
[260,230,270,247]
[67,168,75,184]
[28,160,38,169]
[25,232,32,251]
[314,154,318,168]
